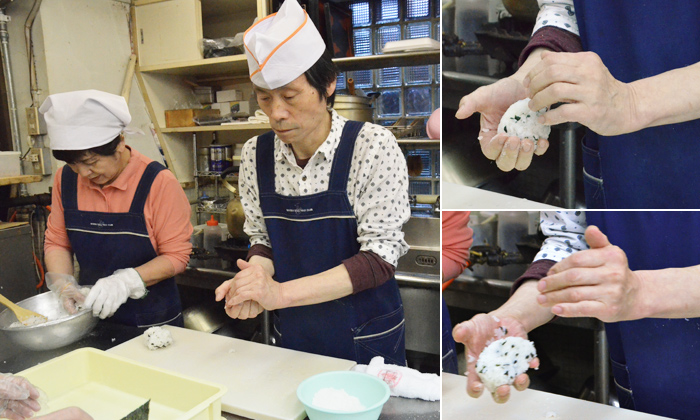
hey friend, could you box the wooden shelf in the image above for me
[0,175,42,187]
[161,123,270,133]
[140,50,441,77]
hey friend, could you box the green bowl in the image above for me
[297,371,390,420]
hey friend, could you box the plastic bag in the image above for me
[202,33,244,58]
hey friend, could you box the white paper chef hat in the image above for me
[244,0,326,90]
[39,89,132,151]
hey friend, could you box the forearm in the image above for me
[279,264,354,309]
[629,61,700,131]
[134,255,177,286]
[45,248,75,275]
[634,265,700,319]
[492,281,555,332]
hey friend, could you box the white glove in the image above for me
[45,272,86,314]
[0,374,40,420]
[84,268,147,319]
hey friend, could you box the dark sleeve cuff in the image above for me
[246,244,273,262]
[511,259,556,295]
[342,251,395,294]
[518,26,583,68]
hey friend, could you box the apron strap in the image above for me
[129,161,166,213]
[61,166,79,211]
[329,121,363,192]
[255,131,277,195]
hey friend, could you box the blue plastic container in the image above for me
[297,371,390,420]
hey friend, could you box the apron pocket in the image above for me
[272,312,282,346]
[353,306,406,366]
[610,357,635,410]
[582,137,607,209]
[583,168,607,209]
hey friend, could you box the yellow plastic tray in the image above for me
[18,347,227,420]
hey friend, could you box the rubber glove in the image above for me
[0,374,41,420]
[84,268,147,319]
[45,272,86,314]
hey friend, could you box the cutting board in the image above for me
[108,326,356,420]
[442,373,674,420]
[442,182,560,210]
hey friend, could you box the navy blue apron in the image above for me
[256,121,406,365]
[573,2,700,209]
[586,212,700,419]
[62,161,183,328]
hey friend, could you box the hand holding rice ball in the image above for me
[455,77,552,172]
[452,313,539,403]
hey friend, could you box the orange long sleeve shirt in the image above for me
[44,147,193,276]
[442,211,473,282]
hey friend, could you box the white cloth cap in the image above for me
[244,0,326,90]
[39,89,131,151]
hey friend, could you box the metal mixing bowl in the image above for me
[0,291,98,351]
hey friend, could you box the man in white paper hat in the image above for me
[216,0,411,365]
[40,90,192,328]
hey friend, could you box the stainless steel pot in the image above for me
[333,94,374,122]
[0,291,98,351]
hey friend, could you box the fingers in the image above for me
[495,137,525,172]
[514,139,536,171]
[512,373,530,392]
[583,225,611,249]
[456,87,491,120]
[550,301,607,318]
[537,282,600,307]
[534,138,549,156]
[236,258,252,271]
[492,384,512,403]
[215,280,233,302]
[479,131,505,160]
[465,355,484,399]
[547,250,607,277]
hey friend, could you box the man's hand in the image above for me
[452,313,539,403]
[456,77,550,172]
[215,260,268,320]
[537,225,645,322]
[525,51,638,136]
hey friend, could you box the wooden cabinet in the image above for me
[131,0,271,183]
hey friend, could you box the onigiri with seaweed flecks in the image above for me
[498,98,550,143]
[476,336,537,393]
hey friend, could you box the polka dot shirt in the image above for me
[534,211,589,263]
[238,109,411,267]
[534,0,579,36]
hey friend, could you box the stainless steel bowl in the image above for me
[0,291,98,351]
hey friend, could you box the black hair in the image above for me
[303,49,339,107]
[52,135,122,164]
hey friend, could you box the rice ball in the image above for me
[143,326,173,350]
[476,336,537,393]
[498,98,551,143]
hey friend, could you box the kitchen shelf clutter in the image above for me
[131,0,442,222]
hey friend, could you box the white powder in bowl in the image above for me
[476,336,537,392]
[143,326,173,350]
[312,388,366,412]
[8,315,47,328]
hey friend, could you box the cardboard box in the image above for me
[216,88,243,103]
[164,109,220,127]
[0,151,21,177]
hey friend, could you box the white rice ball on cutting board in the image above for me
[476,336,537,393]
[143,326,173,350]
[498,98,551,143]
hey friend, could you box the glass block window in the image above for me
[343,0,440,201]
[344,0,439,123]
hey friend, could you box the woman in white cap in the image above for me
[215,0,411,365]
[40,89,192,328]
